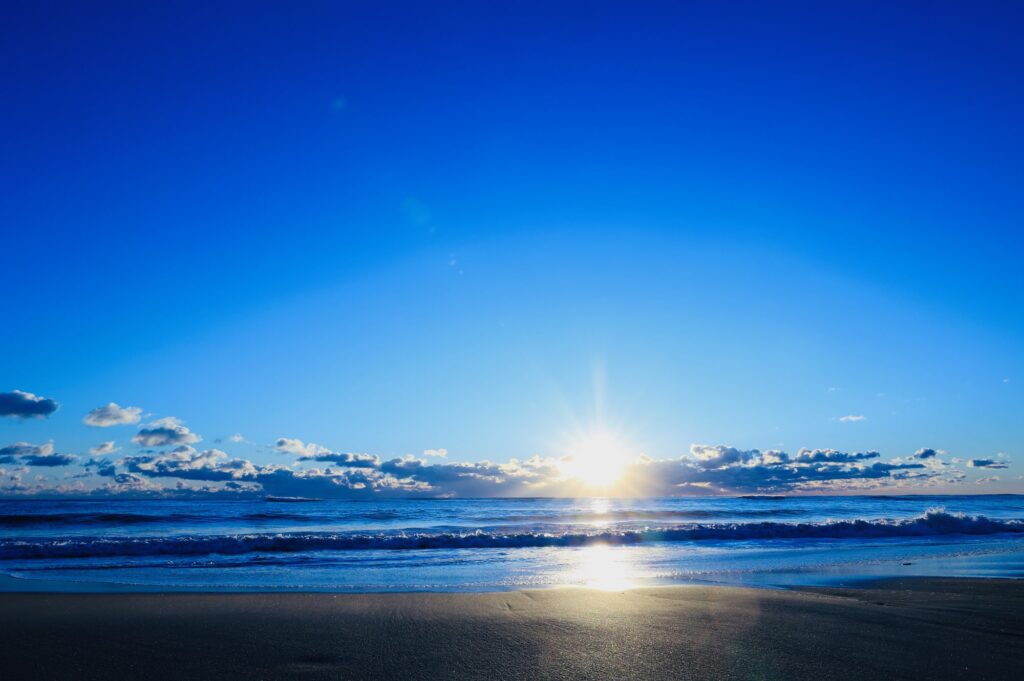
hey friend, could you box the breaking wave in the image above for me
[2,510,1022,560]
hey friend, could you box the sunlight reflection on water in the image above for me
[568,544,639,591]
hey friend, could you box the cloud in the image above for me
[40,441,967,498]
[793,448,880,463]
[976,476,1001,485]
[84,458,117,477]
[273,437,326,457]
[0,442,77,467]
[132,417,201,447]
[123,447,257,482]
[838,415,866,422]
[84,402,142,427]
[423,448,448,458]
[229,433,246,443]
[0,442,54,464]
[89,441,119,456]
[913,448,940,459]
[0,390,59,418]
[24,453,77,467]
[967,458,1010,469]
[106,473,158,492]
[309,452,380,467]
[273,437,379,467]
[650,444,943,495]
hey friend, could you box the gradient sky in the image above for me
[2,1,1022,496]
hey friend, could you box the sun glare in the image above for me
[559,427,634,489]
[570,544,638,591]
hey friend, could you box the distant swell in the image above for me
[0,511,395,526]
[2,510,1021,560]
[480,508,811,523]
[0,512,206,526]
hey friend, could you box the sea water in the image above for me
[1,495,1022,591]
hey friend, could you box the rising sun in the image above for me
[559,426,635,489]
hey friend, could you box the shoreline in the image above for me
[2,577,1021,680]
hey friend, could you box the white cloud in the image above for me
[423,448,448,458]
[839,415,867,422]
[274,437,330,458]
[132,417,201,447]
[84,402,142,427]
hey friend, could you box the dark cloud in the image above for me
[123,447,256,481]
[22,453,77,467]
[0,442,52,464]
[1,442,76,467]
[967,458,1009,469]
[624,445,939,495]
[0,390,59,418]
[132,418,201,447]
[1,406,978,499]
[111,442,957,498]
[0,442,74,466]
[84,458,117,477]
[306,451,380,467]
[793,449,880,463]
[112,473,150,487]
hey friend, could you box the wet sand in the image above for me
[1,578,1020,680]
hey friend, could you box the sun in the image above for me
[559,426,634,489]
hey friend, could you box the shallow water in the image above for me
[1,495,1023,591]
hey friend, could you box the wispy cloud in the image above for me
[838,415,866,423]
[89,441,119,456]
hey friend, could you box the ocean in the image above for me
[1,495,1023,592]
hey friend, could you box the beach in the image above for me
[2,578,1020,680]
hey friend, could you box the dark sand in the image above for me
[2,578,1021,680]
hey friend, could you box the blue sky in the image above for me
[1,1,1021,497]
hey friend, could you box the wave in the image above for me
[2,510,1022,560]
[478,508,812,523]
[0,512,209,526]
[0,510,404,526]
